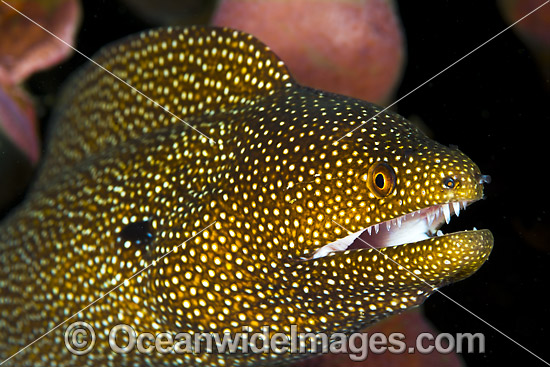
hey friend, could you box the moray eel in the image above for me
[0,26,493,366]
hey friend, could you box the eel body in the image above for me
[0,26,493,366]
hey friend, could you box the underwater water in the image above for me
[397,2,550,366]
[2,0,548,366]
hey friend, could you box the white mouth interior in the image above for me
[312,200,470,259]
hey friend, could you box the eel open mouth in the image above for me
[312,200,474,259]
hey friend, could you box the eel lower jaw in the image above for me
[312,199,476,259]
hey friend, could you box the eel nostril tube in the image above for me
[478,174,491,184]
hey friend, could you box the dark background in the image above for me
[13,0,550,366]
[395,2,550,367]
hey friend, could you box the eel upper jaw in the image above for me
[312,199,474,259]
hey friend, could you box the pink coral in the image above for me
[0,0,80,164]
[0,83,38,163]
[0,0,80,86]
[212,0,405,105]
[498,0,550,82]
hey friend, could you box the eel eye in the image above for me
[367,162,396,198]
[443,177,457,189]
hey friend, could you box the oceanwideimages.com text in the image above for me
[65,322,485,361]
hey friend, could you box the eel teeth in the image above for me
[452,201,461,217]
[442,204,452,224]
[427,213,435,226]
[311,199,478,260]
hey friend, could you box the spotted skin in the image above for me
[0,26,493,366]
